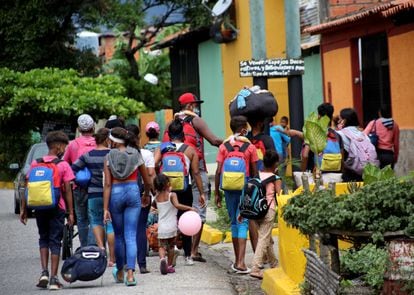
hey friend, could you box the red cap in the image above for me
[178,93,204,105]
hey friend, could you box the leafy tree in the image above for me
[102,0,211,80]
[0,0,107,72]
[0,67,145,179]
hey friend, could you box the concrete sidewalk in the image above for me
[203,201,280,295]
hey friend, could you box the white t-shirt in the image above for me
[140,148,155,168]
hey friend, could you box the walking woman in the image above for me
[103,127,151,286]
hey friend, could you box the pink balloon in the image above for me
[178,211,201,236]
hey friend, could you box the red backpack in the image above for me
[250,138,266,171]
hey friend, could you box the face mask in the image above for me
[193,106,200,116]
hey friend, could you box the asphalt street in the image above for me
[0,189,237,295]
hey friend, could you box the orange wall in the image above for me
[388,30,414,129]
[322,46,354,116]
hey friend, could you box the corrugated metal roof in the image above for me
[300,0,321,49]
[304,0,414,34]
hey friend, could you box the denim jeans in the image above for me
[136,204,150,268]
[110,182,141,271]
[224,191,248,239]
[73,187,95,247]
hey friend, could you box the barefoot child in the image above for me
[153,173,195,275]
[250,150,282,279]
[20,131,75,290]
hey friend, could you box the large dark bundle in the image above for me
[229,88,278,119]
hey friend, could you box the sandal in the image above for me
[112,267,123,283]
[124,275,137,287]
[235,267,251,275]
[250,271,263,279]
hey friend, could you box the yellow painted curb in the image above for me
[0,182,14,189]
[222,227,279,243]
[262,267,301,295]
[201,224,223,245]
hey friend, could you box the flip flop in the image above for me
[230,263,238,273]
[235,267,251,275]
[250,271,263,279]
[124,274,137,287]
[112,267,123,283]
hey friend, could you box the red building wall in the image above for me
[329,0,392,18]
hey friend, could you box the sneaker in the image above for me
[185,256,194,266]
[192,252,206,263]
[49,276,63,290]
[36,270,49,289]
[172,249,179,267]
[139,266,150,274]
[160,258,168,275]
[167,266,175,273]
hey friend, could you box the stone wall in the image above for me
[394,129,414,176]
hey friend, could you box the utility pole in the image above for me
[284,0,304,170]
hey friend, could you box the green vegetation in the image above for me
[0,68,145,180]
[340,244,389,290]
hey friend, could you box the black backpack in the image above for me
[239,175,279,220]
[61,245,107,283]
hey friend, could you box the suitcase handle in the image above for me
[82,252,100,259]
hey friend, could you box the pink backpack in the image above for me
[341,129,379,175]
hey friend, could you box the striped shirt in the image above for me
[72,149,110,198]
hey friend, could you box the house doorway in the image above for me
[354,32,392,126]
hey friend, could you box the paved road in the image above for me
[0,189,237,295]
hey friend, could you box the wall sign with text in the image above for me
[239,58,305,77]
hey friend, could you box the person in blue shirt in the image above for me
[269,116,290,192]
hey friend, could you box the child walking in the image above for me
[153,174,195,275]
[20,131,75,290]
[250,150,282,279]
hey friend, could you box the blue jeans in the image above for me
[136,204,150,268]
[224,191,248,239]
[73,187,95,247]
[110,182,141,271]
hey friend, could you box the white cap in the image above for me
[144,73,158,85]
[77,114,94,131]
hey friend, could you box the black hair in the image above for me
[263,149,279,169]
[109,127,131,146]
[125,124,140,149]
[230,116,248,133]
[318,103,334,121]
[281,116,289,123]
[46,131,69,149]
[93,128,109,145]
[154,173,170,192]
[380,105,392,118]
[339,108,360,127]
[168,118,184,141]
[146,128,159,140]
[105,118,124,129]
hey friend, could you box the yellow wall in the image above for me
[264,0,289,124]
[388,30,414,129]
[221,1,253,136]
[221,0,289,136]
[322,47,354,116]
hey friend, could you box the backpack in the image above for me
[160,143,189,192]
[61,245,107,283]
[25,158,62,210]
[341,128,380,175]
[318,128,343,172]
[251,137,266,171]
[220,142,250,191]
[239,175,279,220]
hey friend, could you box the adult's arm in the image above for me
[103,159,112,222]
[192,116,223,147]
[188,148,206,207]
[138,164,152,207]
